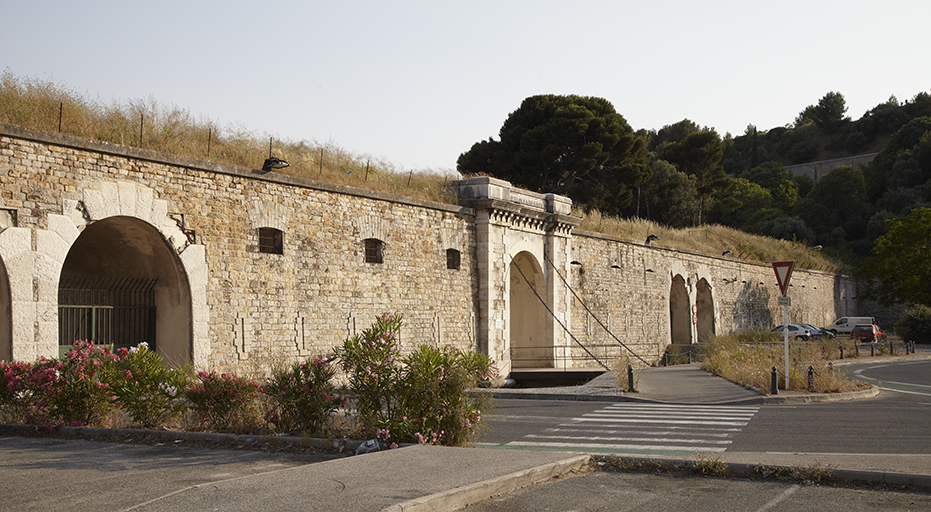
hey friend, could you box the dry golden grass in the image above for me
[576,210,841,272]
[700,332,870,394]
[1,70,841,270]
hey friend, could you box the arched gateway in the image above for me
[58,216,192,366]
[455,177,577,378]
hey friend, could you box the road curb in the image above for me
[759,385,881,404]
[593,454,931,490]
[480,386,880,406]
[380,454,591,512]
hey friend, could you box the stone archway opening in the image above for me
[58,216,192,367]
[696,278,715,342]
[669,275,692,345]
[0,257,10,361]
[509,251,550,368]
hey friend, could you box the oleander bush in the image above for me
[1,318,497,447]
[110,342,191,428]
[263,356,345,436]
[45,340,120,426]
[184,370,262,433]
[335,313,497,447]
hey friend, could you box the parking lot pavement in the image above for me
[0,434,343,512]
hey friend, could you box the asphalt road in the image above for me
[478,359,931,457]
[461,469,931,512]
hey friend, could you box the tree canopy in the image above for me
[861,207,931,307]
[457,95,650,215]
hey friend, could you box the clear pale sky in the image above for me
[3,1,929,173]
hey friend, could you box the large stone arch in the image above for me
[50,181,209,368]
[696,277,715,342]
[669,274,692,345]
[59,216,192,366]
[509,250,550,368]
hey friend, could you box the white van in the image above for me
[827,317,875,335]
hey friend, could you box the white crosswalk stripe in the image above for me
[503,403,760,454]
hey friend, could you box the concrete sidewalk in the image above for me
[482,362,881,405]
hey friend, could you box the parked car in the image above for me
[799,323,835,339]
[826,316,876,335]
[850,324,887,343]
[771,324,813,340]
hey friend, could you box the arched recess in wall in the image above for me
[509,251,550,368]
[58,216,192,367]
[669,275,692,345]
[0,257,10,361]
[696,278,715,342]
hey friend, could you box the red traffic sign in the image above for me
[772,260,794,297]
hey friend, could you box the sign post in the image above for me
[773,261,794,391]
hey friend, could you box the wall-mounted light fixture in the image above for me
[263,157,290,172]
[645,234,659,245]
[722,250,732,256]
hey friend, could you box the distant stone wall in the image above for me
[784,153,877,184]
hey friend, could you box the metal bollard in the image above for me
[839,345,844,360]
[890,340,895,356]
[871,343,875,357]
[807,365,814,392]
[771,366,778,395]
[627,363,635,392]
[855,343,859,357]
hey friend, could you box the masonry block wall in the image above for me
[0,125,477,374]
[567,231,857,367]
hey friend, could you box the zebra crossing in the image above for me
[502,403,759,455]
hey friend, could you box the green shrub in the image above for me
[110,342,190,428]
[263,356,345,436]
[334,313,405,431]
[335,314,497,446]
[0,360,52,424]
[895,304,931,344]
[393,344,495,447]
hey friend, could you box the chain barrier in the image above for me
[510,257,610,371]
[542,254,651,366]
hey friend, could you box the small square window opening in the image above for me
[365,238,383,264]
[258,227,284,254]
[446,248,461,270]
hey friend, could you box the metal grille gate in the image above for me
[58,275,157,355]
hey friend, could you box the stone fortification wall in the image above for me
[784,153,877,184]
[1,124,861,377]
[566,230,857,367]
[0,125,477,373]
